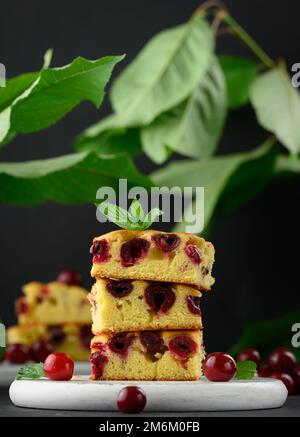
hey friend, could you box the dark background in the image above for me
[1,0,300,352]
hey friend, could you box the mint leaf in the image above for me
[129,199,145,222]
[98,201,138,230]
[16,363,45,380]
[141,208,164,229]
[236,360,257,380]
[99,200,163,230]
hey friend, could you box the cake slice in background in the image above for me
[4,271,92,364]
[16,281,91,325]
[7,322,91,361]
[90,329,204,381]
[89,279,202,334]
[90,230,215,290]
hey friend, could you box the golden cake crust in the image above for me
[90,229,215,290]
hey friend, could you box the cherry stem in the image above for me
[222,12,275,69]
[193,2,275,69]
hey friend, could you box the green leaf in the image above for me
[75,114,142,157]
[141,208,164,230]
[228,309,300,362]
[152,139,276,233]
[129,198,145,221]
[0,71,39,113]
[110,15,214,126]
[141,58,227,163]
[16,363,45,380]
[0,152,151,205]
[250,66,300,155]
[98,201,138,230]
[0,55,124,145]
[219,56,257,109]
[236,361,257,380]
[99,200,163,230]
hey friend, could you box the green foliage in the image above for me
[16,363,45,380]
[236,361,257,380]
[0,55,124,146]
[141,57,227,163]
[250,66,300,155]
[99,198,163,230]
[0,152,151,205]
[152,139,276,233]
[111,15,214,126]
[228,309,300,362]
[219,56,258,109]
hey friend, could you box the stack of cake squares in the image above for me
[88,230,215,380]
[7,281,92,361]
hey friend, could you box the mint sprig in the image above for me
[236,360,257,380]
[16,362,45,380]
[99,198,163,230]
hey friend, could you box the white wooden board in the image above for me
[9,376,288,412]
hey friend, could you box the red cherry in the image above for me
[44,352,74,381]
[151,233,180,253]
[185,244,201,265]
[144,283,175,314]
[90,239,110,263]
[106,280,133,298]
[120,238,150,267]
[186,295,201,316]
[258,363,272,377]
[5,343,31,364]
[117,386,147,413]
[15,297,29,315]
[237,348,261,366]
[268,348,297,372]
[203,352,237,382]
[291,366,300,394]
[30,340,53,362]
[57,269,82,286]
[270,372,295,394]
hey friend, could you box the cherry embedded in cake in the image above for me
[15,298,29,315]
[90,239,111,264]
[107,333,134,358]
[144,283,175,314]
[185,244,201,265]
[90,230,215,290]
[89,279,202,333]
[152,233,180,252]
[168,335,198,367]
[186,295,201,316]
[106,280,133,298]
[120,238,150,267]
[90,330,203,380]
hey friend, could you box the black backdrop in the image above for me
[1,0,300,352]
